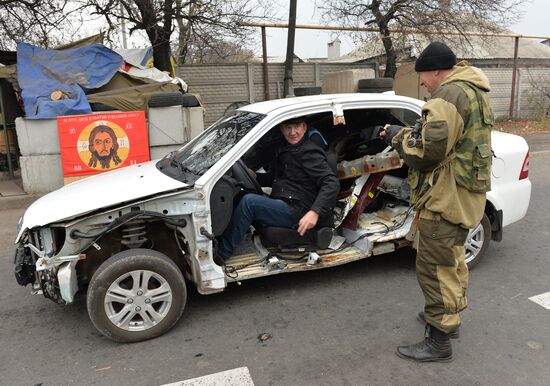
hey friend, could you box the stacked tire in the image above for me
[148,92,200,108]
[294,87,322,96]
[90,92,201,112]
[357,78,394,93]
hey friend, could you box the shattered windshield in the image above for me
[157,111,265,183]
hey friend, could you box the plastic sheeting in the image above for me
[115,47,154,68]
[17,43,123,119]
[87,72,183,112]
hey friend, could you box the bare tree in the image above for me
[174,0,269,65]
[525,70,550,119]
[0,0,85,49]
[320,0,526,78]
[81,0,175,72]
[82,0,269,72]
[185,39,255,64]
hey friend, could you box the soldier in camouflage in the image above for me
[382,41,493,362]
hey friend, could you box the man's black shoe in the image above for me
[212,239,227,266]
[417,312,459,339]
[396,325,453,363]
[213,253,226,266]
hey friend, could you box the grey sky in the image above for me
[263,0,550,59]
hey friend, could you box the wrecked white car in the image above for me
[14,94,532,342]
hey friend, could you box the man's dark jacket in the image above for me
[258,136,339,226]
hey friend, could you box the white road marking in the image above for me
[528,291,550,310]
[160,367,254,386]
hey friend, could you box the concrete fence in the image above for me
[177,62,376,126]
[179,63,550,125]
[514,68,550,119]
[483,67,550,119]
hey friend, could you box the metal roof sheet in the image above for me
[332,32,550,62]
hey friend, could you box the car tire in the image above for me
[148,92,185,107]
[181,94,201,107]
[464,213,491,270]
[87,248,186,343]
[294,86,322,96]
[357,87,393,93]
[357,78,394,89]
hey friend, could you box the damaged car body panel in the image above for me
[16,160,191,243]
[15,187,203,303]
[13,93,531,343]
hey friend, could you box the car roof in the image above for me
[238,93,425,115]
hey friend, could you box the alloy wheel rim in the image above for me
[464,222,484,265]
[104,270,172,331]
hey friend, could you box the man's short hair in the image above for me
[282,117,307,126]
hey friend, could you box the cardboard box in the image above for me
[0,128,17,154]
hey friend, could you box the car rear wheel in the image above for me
[464,213,491,270]
[87,248,186,343]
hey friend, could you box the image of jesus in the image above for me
[88,125,123,169]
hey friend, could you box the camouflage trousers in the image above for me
[416,215,470,334]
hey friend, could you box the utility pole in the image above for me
[283,0,297,97]
[261,27,270,100]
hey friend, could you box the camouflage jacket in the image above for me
[392,61,493,229]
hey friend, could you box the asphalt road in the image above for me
[524,133,550,153]
[1,156,549,386]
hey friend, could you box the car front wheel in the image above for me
[87,249,186,343]
[464,213,491,270]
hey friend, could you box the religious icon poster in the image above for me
[57,111,150,177]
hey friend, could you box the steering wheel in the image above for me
[231,159,263,194]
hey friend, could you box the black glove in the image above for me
[382,125,403,145]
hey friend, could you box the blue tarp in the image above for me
[17,43,123,119]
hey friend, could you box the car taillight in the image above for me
[519,152,529,180]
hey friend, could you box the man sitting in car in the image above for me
[215,117,340,263]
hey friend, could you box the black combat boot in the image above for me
[396,325,453,362]
[417,312,460,339]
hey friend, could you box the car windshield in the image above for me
[157,111,265,183]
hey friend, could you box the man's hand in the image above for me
[379,124,403,145]
[297,210,319,236]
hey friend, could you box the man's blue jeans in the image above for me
[218,193,297,259]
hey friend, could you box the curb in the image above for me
[0,194,41,210]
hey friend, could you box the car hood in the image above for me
[16,161,190,242]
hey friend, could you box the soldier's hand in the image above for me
[380,124,403,145]
[378,124,390,137]
[297,210,319,236]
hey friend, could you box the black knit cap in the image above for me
[415,41,457,72]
